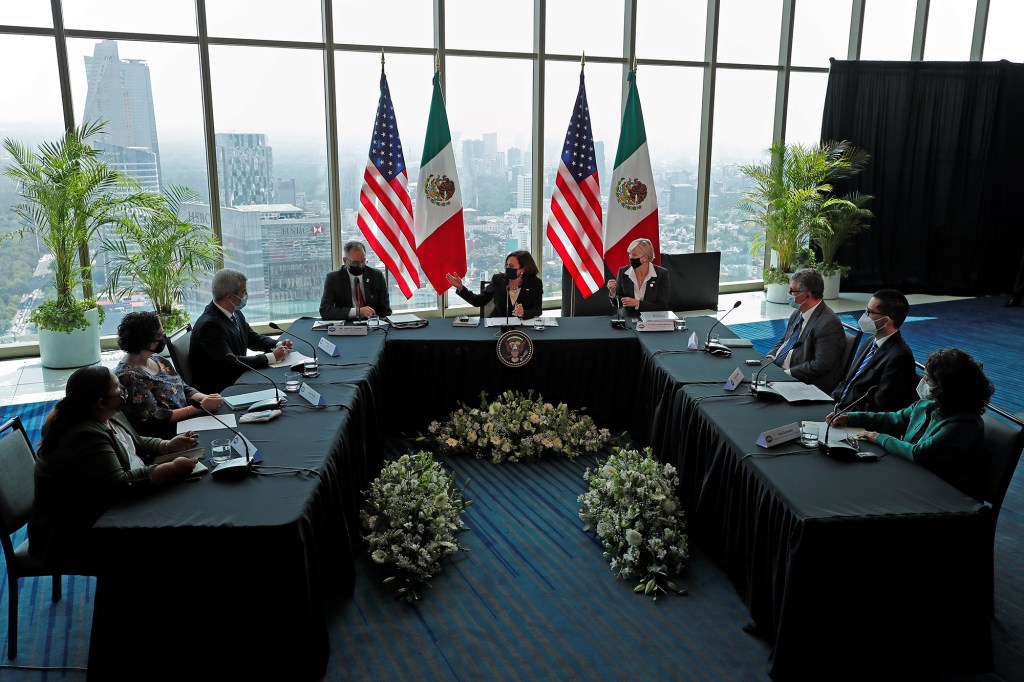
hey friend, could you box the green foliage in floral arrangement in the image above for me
[578,447,690,601]
[361,451,471,603]
[427,389,612,463]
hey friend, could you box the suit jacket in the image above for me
[455,273,543,319]
[189,302,278,394]
[319,266,392,320]
[830,330,919,412]
[768,302,846,393]
[610,264,671,317]
[848,400,985,500]
[29,413,160,571]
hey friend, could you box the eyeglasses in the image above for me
[788,289,805,296]
[346,259,366,267]
[864,307,884,317]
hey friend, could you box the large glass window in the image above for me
[205,0,322,42]
[923,0,975,61]
[335,51,435,314]
[635,0,707,63]
[0,35,64,346]
[785,72,829,147]
[708,68,777,284]
[62,0,196,36]
[860,0,916,61]
[208,45,330,323]
[790,0,852,68]
[333,0,433,49]
[983,0,1024,62]
[446,0,533,53]
[444,56,533,311]
[542,60,622,303]
[717,0,783,66]
[546,0,623,58]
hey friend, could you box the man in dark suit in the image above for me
[319,240,392,320]
[766,269,846,393]
[831,289,919,413]
[189,269,292,394]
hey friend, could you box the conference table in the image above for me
[639,316,993,679]
[83,314,993,679]
[87,323,386,680]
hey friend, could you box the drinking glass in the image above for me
[210,439,233,463]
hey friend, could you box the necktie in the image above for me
[355,278,365,309]
[773,316,804,367]
[837,342,876,406]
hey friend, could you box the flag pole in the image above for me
[381,48,385,73]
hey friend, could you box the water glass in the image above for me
[368,314,380,327]
[210,438,233,463]
[532,317,546,331]
[284,372,302,392]
[303,359,319,378]
[673,318,687,331]
[800,425,819,448]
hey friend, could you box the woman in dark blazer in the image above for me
[446,250,544,320]
[29,365,199,571]
[606,238,670,316]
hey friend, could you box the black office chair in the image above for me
[0,416,63,659]
[659,252,722,312]
[839,322,864,379]
[479,281,495,319]
[980,411,1024,517]
[165,323,193,386]
[559,266,615,317]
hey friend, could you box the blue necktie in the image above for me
[773,316,803,367]
[837,342,876,405]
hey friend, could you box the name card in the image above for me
[231,433,262,463]
[724,367,744,391]
[687,332,699,350]
[756,422,801,448]
[299,382,326,406]
[318,336,340,356]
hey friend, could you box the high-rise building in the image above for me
[216,133,275,207]
[83,40,162,190]
[482,132,498,158]
[516,174,532,210]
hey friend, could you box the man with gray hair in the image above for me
[319,240,392,321]
[189,269,292,394]
[765,268,846,393]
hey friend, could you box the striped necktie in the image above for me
[773,316,804,367]
[837,342,877,405]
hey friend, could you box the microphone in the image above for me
[227,354,287,412]
[751,341,803,399]
[820,386,878,459]
[268,322,319,377]
[189,398,252,478]
[705,300,742,357]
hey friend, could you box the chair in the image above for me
[165,323,193,386]
[658,252,722,312]
[0,416,62,659]
[980,411,1024,517]
[479,281,495,319]
[839,322,865,379]
[560,265,616,317]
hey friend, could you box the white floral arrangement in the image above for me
[578,448,689,600]
[427,390,611,464]
[361,451,471,602]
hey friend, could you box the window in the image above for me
[446,0,533,53]
[785,71,830,147]
[0,6,53,27]
[860,0,916,61]
[983,0,1024,62]
[546,0,623,58]
[205,0,321,42]
[635,0,707,63]
[791,0,852,68]
[62,0,196,35]
[923,0,975,61]
[717,0,783,66]
[333,0,433,49]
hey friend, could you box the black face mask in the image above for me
[152,338,166,354]
[629,257,643,269]
[348,264,365,276]
[505,267,520,281]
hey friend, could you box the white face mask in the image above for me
[916,378,932,401]
[858,312,879,335]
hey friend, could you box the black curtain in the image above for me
[821,60,1024,295]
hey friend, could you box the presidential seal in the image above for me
[496,329,534,368]
[423,173,456,207]
[614,177,648,211]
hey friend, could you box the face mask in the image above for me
[787,293,801,309]
[858,312,879,335]
[348,264,364,276]
[629,257,642,269]
[916,378,932,401]
[151,338,166,354]
[505,267,519,281]
[234,292,248,310]
[106,385,127,408]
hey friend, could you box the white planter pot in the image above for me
[822,272,841,300]
[766,281,790,304]
[38,307,102,369]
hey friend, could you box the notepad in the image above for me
[223,389,281,410]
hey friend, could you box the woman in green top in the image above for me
[827,348,994,500]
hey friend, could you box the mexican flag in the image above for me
[604,69,659,274]
[414,70,466,294]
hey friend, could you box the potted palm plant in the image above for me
[738,141,867,303]
[102,185,223,332]
[3,121,160,367]
[813,191,874,299]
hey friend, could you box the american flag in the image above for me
[357,71,421,298]
[546,69,603,297]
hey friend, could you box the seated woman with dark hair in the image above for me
[445,250,543,320]
[828,348,995,500]
[29,366,199,571]
[114,311,223,439]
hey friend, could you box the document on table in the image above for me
[223,389,281,410]
[484,317,522,327]
[766,381,833,403]
[803,421,866,443]
[270,351,314,368]
[176,414,237,434]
